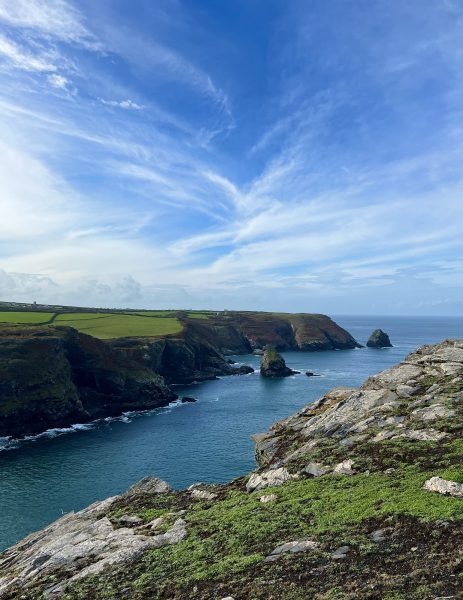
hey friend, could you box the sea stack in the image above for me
[366,329,392,348]
[260,345,297,377]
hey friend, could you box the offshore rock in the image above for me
[367,329,392,348]
[260,345,297,378]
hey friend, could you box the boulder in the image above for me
[260,345,297,378]
[423,476,463,497]
[367,329,392,348]
[181,396,197,403]
[246,467,297,492]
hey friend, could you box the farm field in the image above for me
[0,312,53,324]
[53,313,183,339]
[0,311,183,339]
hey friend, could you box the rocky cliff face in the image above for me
[229,312,360,351]
[3,340,463,600]
[0,326,176,438]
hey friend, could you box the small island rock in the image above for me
[366,329,392,348]
[260,345,297,377]
[181,396,197,403]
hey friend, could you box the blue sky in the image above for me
[0,0,462,314]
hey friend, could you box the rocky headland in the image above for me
[2,339,463,599]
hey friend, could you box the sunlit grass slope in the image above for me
[54,313,182,339]
[0,312,53,324]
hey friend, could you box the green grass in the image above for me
[0,311,54,324]
[55,313,113,321]
[53,313,183,339]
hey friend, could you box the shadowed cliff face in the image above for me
[0,326,176,438]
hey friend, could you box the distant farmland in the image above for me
[0,311,186,339]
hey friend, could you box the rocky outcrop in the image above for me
[260,345,297,377]
[0,477,186,599]
[253,339,463,469]
[367,329,392,348]
[0,325,176,438]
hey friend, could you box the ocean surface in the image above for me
[1,315,463,551]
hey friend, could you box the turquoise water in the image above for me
[1,315,463,550]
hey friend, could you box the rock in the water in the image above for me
[260,345,297,377]
[367,329,392,348]
[181,396,197,403]
[305,371,320,377]
[423,476,463,497]
[246,467,297,492]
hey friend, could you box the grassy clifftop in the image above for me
[2,340,463,599]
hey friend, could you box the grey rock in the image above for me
[331,545,350,559]
[333,459,355,475]
[411,404,455,422]
[124,476,171,497]
[190,488,218,501]
[268,539,319,558]
[395,429,448,441]
[259,494,278,503]
[246,467,297,492]
[423,476,463,497]
[370,529,386,543]
[304,462,329,477]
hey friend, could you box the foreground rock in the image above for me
[0,478,185,598]
[260,345,297,377]
[367,329,392,348]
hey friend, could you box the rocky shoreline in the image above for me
[1,339,463,599]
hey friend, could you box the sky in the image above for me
[0,0,462,315]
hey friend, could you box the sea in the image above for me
[1,315,463,551]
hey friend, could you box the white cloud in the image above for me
[0,0,100,48]
[47,73,70,89]
[99,98,145,110]
[0,33,56,71]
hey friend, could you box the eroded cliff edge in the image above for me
[2,340,463,600]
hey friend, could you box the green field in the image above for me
[0,311,53,324]
[53,313,182,339]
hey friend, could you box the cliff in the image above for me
[2,340,463,599]
[0,325,176,438]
